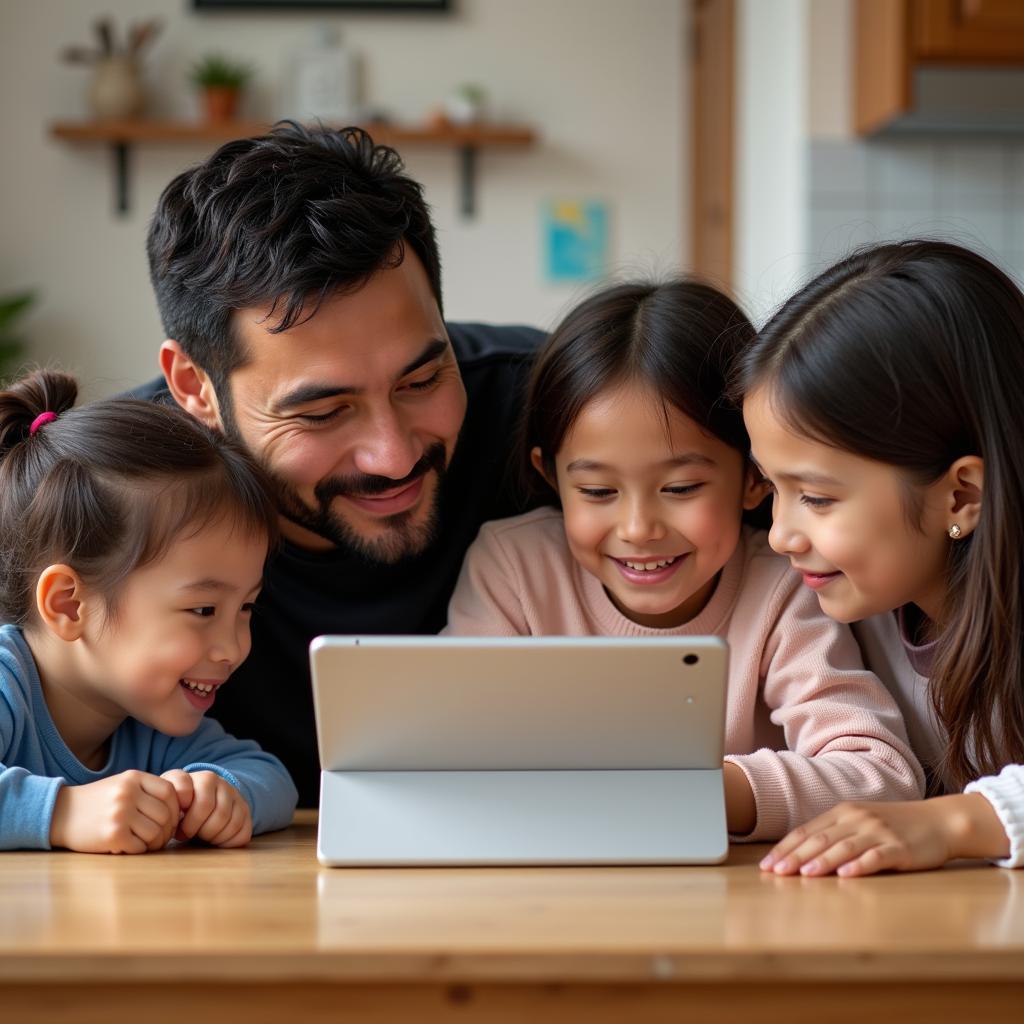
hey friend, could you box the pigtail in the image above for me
[0,369,78,456]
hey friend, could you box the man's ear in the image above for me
[943,455,984,539]
[742,461,771,511]
[530,447,557,491]
[159,340,224,432]
[35,565,88,642]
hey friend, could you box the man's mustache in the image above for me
[313,442,448,502]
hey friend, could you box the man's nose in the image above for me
[351,406,421,483]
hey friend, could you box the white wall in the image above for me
[808,0,853,140]
[0,0,686,398]
[733,0,809,323]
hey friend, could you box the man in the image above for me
[138,122,542,804]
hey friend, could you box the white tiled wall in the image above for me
[807,139,1024,285]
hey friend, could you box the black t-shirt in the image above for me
[133,322,543,804]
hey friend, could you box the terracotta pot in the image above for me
[89,57,145,119]
[202,86,240,122]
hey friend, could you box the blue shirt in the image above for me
[0,624,297,850]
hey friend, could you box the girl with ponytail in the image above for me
[0,369,296,853]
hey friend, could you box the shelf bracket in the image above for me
[458,145,477,218]
[105,140,478,219]
[112,141,130,216]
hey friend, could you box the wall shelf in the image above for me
[49,119,537,218]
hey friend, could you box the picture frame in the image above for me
[193,1,450,10]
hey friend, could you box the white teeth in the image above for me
[622,556,677,572]
[181,679,214,694]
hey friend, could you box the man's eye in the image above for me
[404,371,442,392]
[298,407,344,424]
[190,607,216,617]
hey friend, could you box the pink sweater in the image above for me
[444,508,925,841]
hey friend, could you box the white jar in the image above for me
[290,24,358,125]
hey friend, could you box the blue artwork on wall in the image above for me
[543,200,609,283]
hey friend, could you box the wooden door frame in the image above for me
[690,0,735,291]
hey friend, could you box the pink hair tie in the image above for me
[29,411,57,436]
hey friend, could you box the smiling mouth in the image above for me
[797,568,843,590]
[615,555,680,572]
[609,554,690,585]
[180,678,220,695]
[179,678,225,709]
[342,476,426,516]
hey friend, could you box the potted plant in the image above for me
[0,291,36,385]
[189,54,254,122]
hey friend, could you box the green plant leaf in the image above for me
[0,340,25,383]
[189,53,254,90]
[0,291,35,334]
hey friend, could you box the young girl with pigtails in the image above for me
[0,369,296,853]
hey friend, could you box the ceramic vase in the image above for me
[89,56,145,119]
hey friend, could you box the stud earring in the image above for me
[948,523,962,540]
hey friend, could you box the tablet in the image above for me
[311,635,728,865]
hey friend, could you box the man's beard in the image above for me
[267,441,449,565]
[215,389,449,565]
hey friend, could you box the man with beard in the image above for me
[135,123,542,804]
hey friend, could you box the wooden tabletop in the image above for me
[3,809,1023,987]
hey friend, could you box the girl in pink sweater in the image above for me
[740,241,1024,876]
[445,280,923,841]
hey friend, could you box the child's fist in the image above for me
[161,769,252,848]
[49,771,180,854]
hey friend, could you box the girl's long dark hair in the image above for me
[736,240,1024,788]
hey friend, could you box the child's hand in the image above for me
[161,769,252,848]
[49,771,181,854]
[759,794,1010,877]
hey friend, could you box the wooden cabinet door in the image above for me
[914,0,1024,62]
[856,0,913,135]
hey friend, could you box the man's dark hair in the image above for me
[146,121,443,404]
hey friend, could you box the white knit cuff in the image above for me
[964,764,1024,869]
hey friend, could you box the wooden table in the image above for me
[2,811,1022,1023]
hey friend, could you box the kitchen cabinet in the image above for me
[857,0,1024,134]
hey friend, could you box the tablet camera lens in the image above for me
[682,654,699,665]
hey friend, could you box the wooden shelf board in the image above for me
[49,119,536,218]
[49,119,536,147]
